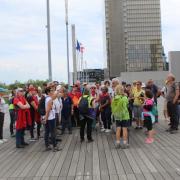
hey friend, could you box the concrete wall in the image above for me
[119,71,169,87]
[169,51,180,82]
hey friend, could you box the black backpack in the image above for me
[78,96,89,115]
[38,95,46,116]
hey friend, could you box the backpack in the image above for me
[78,96,89,115]
[38,95,46,116]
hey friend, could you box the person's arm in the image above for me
[31,101,38,110]
[44,99,53,122]
[100,98,110,109]
[16,101,30,109]
[173,85,180,104]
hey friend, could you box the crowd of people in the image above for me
[0,73,179,151]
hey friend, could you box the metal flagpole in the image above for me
[65,0,70,85]
[46,0,52,81]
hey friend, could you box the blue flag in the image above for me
[76,40,80,51]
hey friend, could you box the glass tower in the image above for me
[105,0,164,78]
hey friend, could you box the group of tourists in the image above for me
[0,73,179,151]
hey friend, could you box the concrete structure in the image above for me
[105,0,164,78]
[169,51,180,82]
[119,71,168,87]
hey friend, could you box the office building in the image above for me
[105,0,164,78]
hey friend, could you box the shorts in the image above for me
[116,120,129,128]
[133,105,142,119]
[144,116,153,131]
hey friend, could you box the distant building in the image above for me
[169,51,180,82]
[76,69,104,83]
[104,0,164,78]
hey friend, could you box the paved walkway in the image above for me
[1,99,180,180]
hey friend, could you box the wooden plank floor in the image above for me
[1,100,180,180]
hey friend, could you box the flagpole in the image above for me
[46,0,52,81]
[65,0,70,85]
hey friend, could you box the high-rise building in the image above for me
[105,0,164,78]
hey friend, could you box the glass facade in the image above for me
[105,0,164,77]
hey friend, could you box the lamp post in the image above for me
[46,0,52,81]
[65,0,70,85]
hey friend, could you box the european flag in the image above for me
[76,40,80,51]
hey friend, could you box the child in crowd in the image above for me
[111,85,130,149]
[142,90,155,144]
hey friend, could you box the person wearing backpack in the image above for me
[142,90,156,144]
[111,85,130,149]
[78,88,94,143]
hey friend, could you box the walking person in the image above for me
[111,85,130,149]
[0,90,7,144]
[165,74,180,133]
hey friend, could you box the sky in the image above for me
[0,0,180,84]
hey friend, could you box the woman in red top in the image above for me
[13,88,31,148]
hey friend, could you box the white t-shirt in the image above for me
[45,96,55,120]
[53,98,63,114]
[0,97,6,113]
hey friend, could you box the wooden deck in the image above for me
[1,101,180,180]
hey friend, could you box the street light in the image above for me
[46,0,52,81]
[65,0,70,85]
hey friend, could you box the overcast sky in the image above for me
[0,0,180,84]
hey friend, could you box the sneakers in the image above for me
[105,129,111,133]
[2,139,8,143]
[11,133,16,137]
[145,138,154,144]
[45,146,52,151]
[88,139,94,143]
[53,146,62,152]
[115,143,121,149]
[101,128,106,132]
[29,138,37,142]
[0,140,3,144]
[121,143,129,149]
[16,145,25,148]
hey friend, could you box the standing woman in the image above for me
[99,86,112,133]
[44,87,60,152]
[0,90,7,144]
[13,88,31,148]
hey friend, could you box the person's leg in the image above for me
[167,102,173,128]
[44,122,50,148]
[171,103,179,130]
[9,110,15,135]
[49,119,56,148]
[115,121,121,147]
[67,116,72,133]
[37,122,41,138]
[0,112,4,140]
[80,118,86,141]
[101,111,107,130]
[30,118,35,139]
[16,129,20,146]
[61,117,66,134]
[106,109,112,130]
[21,128,26,145]
[86,117,93,141]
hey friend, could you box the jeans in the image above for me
[30,118,35,138]
[0,112,5,139]
[16,129,25,146]
[61,115,72,133]
[80,115,93,140]
[167,101,179,129]
[9,110,15,135]
[101,108,111,129]
[44,119,56,147]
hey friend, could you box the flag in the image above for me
[76,40,80,51]
[80,43,85,53]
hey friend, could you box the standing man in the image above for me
[165,74,180,133]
